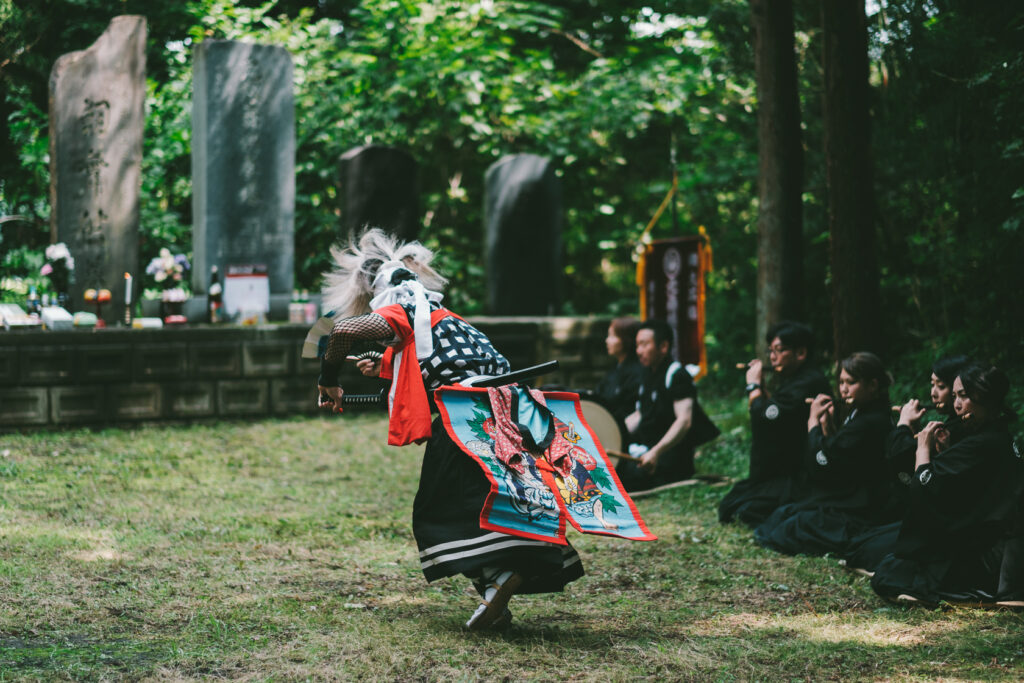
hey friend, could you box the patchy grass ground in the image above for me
[1,399,1022,680]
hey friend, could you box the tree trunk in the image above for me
[751,0,804,349]
[822,0,882,360]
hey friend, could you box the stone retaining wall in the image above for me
[0,317,613,429]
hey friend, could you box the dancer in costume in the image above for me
[311,229,652,631]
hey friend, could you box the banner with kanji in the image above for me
[637,230,712,380]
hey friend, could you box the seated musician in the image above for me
[615,319,718,494]
[718,321,830,526]
[886,355,971,477]
[841,354,972,574]
[593,317,644,424]
[754,352,898,557]
[871,363,1024,606]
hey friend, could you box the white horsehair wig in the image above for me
[320,228,448,319]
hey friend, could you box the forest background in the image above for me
[1,0,1022,397]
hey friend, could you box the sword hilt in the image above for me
[340,388,387,407]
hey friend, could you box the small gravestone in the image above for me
[49,15,146,322]
[192,40,295,313]
[484,154,562,315]
[339,145,419,242]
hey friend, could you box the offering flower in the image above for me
[145,248,190,287]
[40,242,75,294]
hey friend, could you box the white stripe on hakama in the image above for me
[420,537,560,569]
[562,552,582,569]
[418,531,510,558]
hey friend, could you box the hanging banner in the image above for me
[637,229,712,379]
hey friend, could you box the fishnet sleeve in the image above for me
[318,313,397,388]
[323,313,397,365]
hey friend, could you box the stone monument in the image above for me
[339,145,419,242]
[49,15,146,323]
[192,39,295,315]
[484,154,563,315]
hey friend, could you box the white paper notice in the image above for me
[223,266,270,317]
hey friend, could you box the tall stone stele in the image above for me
[49,15,146,323]
[192,40,295,310]
[484,154,563,315]
[339,145,419,242]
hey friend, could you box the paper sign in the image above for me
[223,264,270,318]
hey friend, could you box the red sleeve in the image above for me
[374,304,410,381]
[371,303,447,446]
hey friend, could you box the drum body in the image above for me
[578,395,628,454]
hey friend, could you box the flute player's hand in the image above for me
[819,407,836,437]
[745,359,763,386]
[917,420,944,451]
[898,399,925,428]
[808,394,832,430]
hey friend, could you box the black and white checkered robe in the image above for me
[401,303,511,390]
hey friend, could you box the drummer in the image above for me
[615,319,718,494]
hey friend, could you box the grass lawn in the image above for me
[1,400,1022,680]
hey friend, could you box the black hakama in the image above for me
[998,532,1024,603]
[754,399,896,557]
[870,419,1023,603]
[718,364,830,526]
[412,418,584,593]
[841,521,901,573]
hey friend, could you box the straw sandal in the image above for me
[466,570,522,631]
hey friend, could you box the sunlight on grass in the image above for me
[2,518,126,559]
[760,613,949,647]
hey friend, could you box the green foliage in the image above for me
[866,1,1024,373]
[1,0,1022,385]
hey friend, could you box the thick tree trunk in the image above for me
[822,0,882,360]
[751,0,804,349]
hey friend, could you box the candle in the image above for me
[124,272,132,306]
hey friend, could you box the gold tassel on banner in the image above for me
[633,177,713,382]
[693,225,713,381]
[636,174,678,319]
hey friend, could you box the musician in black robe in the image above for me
[719,321,830,526]
[755,352,898,557]
[842,355,971,574]
[593,317,645,423]
[871,364,1024,605]
[615,320,718,493]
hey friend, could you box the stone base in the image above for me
[0,316,613,429]
[139,293,318,323]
